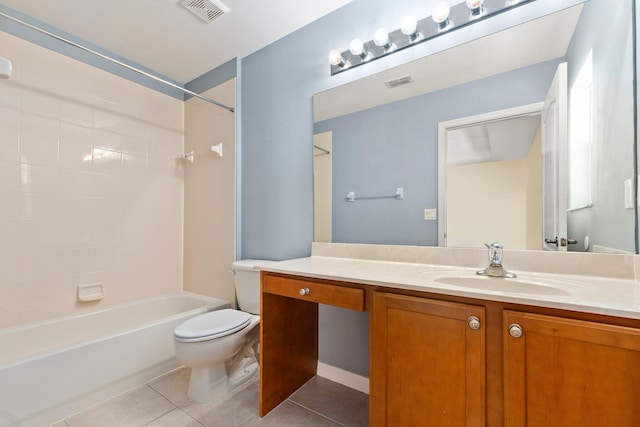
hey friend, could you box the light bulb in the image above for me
[432,2,451,24]
[349,39,368,60]
[466,0,486,16]
[401,16,418,37]
[328,50,346,67]
[349,39,364,56]
[373,28,391,49]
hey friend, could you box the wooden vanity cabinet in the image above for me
[371,292,486,427]
[260,271,640,426]
[503,310,640,427]
[259,272,367,416]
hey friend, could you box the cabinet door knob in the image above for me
[299,287,310,296]
[509,324,523,338]
[468,316,481,330]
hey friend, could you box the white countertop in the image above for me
[262,256,640,320]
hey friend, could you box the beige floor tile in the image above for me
[47,422,69,427]
[239,401,340,427]
[289,376,369,427]
[187,382,260,427]
[145,408,204,427]
[65,385,175,427]
[148,367,192,407]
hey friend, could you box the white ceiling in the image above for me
[448,115,541,166]
[0,0,352,83]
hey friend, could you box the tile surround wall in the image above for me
[0,32,185,328]
[183,80,237,304]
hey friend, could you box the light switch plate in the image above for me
[424,209,437,220]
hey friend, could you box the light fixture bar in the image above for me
[0,10,235,112]
[329,0,536,76]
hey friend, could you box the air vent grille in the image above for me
[384,75,414,89]
[181,0,230,24]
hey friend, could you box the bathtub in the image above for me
[0,293,229,427]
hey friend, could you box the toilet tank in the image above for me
[231,260,277,315]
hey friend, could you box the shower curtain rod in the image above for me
[0,11,235,113]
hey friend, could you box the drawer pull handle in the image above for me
[299,288,310,296]
[468,316,481,330]
[509,324,523,338]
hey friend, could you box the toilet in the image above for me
[174,259,274,403]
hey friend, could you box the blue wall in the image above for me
[239,0,586,376]
[239,0,582,261]
[315,59,562,246]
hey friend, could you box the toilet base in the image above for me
[186,331,260,404]
[186,361,259,403]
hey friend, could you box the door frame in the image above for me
[437,102,545,246]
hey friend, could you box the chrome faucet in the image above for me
[476,242,517,278]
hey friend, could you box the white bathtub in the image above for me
[0,293,229,427]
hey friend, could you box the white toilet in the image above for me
[174,259,273,403]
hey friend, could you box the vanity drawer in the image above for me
[262,274,365,311]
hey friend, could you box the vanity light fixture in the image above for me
[466,0,487,18]
[373,28,394,51]
[327,0,536,75]
[401,16,421,42]
[349,39,369,60]
[432,2,454,32]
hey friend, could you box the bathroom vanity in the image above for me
[259,245,640,426]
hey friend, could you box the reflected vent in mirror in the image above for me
[384,75,414,89]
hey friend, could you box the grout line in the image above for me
[287,399,343,426]
[141,385,178,426]
[177,407,207,427]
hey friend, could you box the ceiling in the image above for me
[448,115,541,166]
[0,0,352,83]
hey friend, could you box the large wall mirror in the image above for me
[313,0,637,254]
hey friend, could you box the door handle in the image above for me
[546,237,578,247]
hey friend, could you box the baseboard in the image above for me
[316,362,370,395]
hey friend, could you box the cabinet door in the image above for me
[504,310,640,426]
[371,292,486,427]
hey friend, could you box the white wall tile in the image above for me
[20,164,59,194]
[20,193,59,221]
[20,114,59,166]
[92,148,122,174]
[0,32,185,328]
[59,122,93,170]
[0,162,19,194]
[0,106,20,162]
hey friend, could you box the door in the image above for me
[504,310,640,427]
[371,292,486,427]
[541,62,570,251]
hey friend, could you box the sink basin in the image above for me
[418,270,585,296]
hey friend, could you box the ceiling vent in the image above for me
[384,75,414,89]
[181,0,230,24]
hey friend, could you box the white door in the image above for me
[541,63,569,251]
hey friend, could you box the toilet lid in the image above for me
[174,309,253,341]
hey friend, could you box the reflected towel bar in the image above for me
[347,187,404,202]
[314,145,331,155]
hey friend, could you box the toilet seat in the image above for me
[174,309,253,343]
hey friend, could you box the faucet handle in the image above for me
[485,242,503,250]
[485,242,503,265]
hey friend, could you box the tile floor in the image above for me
[48,368,369,427]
